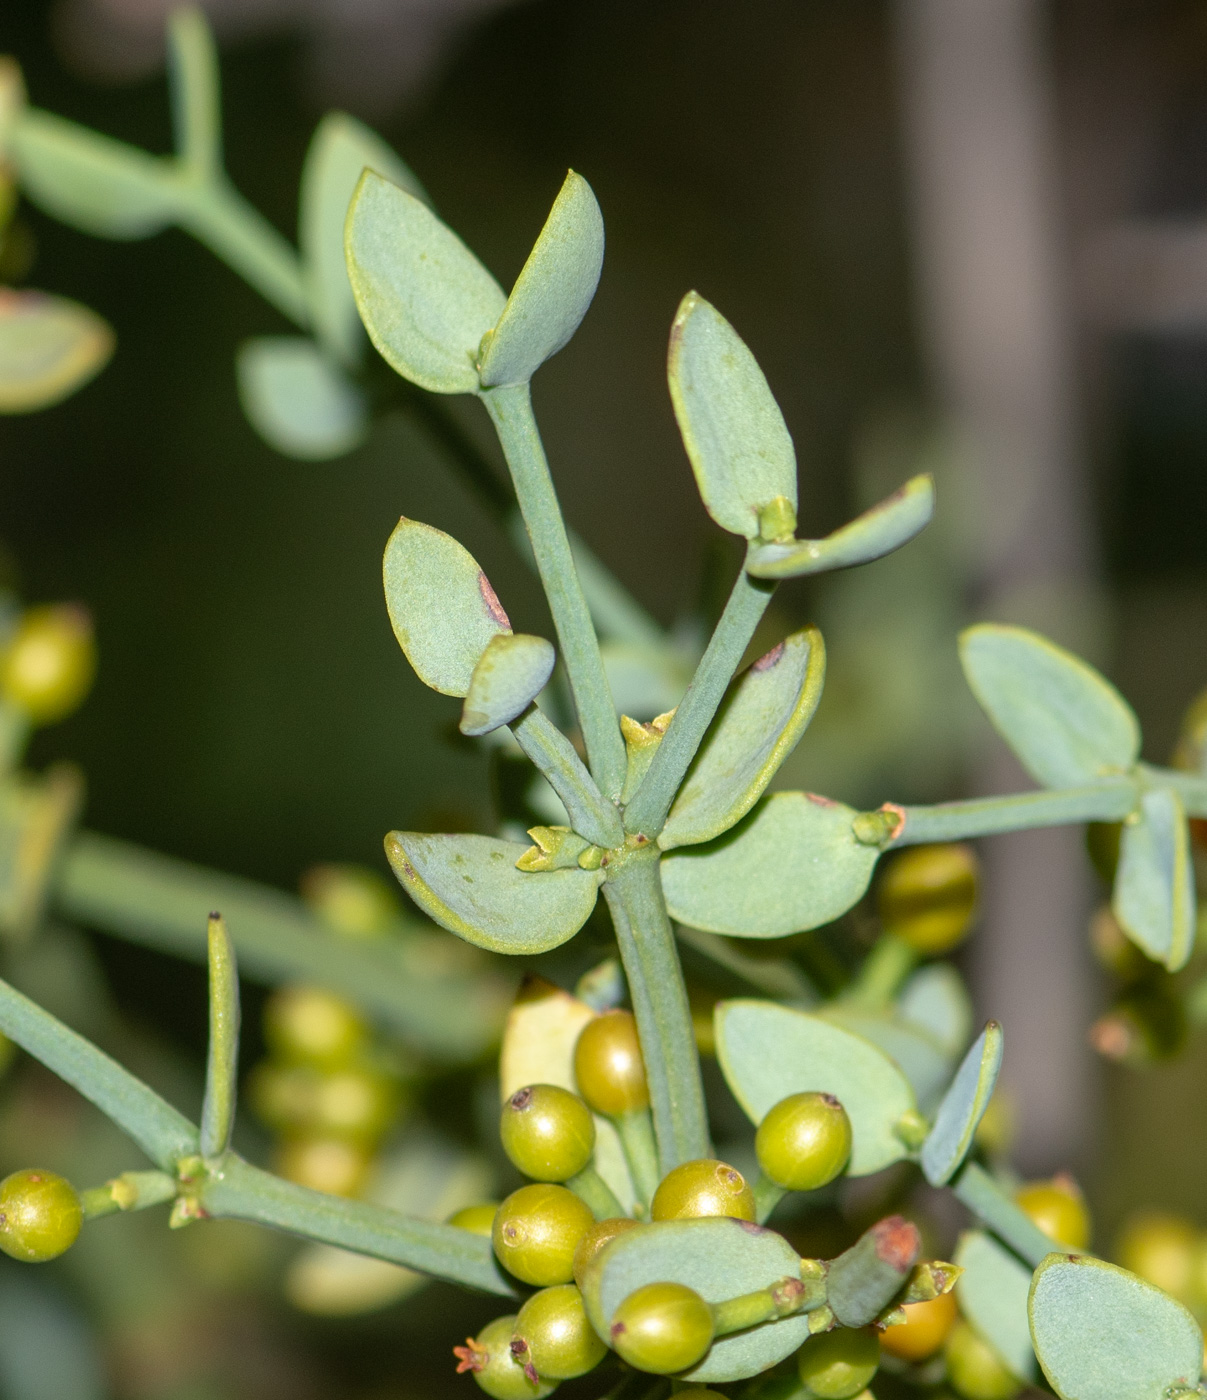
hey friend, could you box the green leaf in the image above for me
[236,336,367,460]
[668,292,796,539]
[822,1009,952,1112]
[199,914,239,1159]
[746,474,934,579]
[166,7,221,181]
[897,965,973,1059]
[1113,787,1196,971]
[478,170,603,388]
[582,1217,816,1383]
[955,1230,1037,1383]
[1029,1253,1203,1400]
[921,1021,1002,1185]
[959,625,1140,789]
[661,792,878,937]
[0,975,198,1170]
[10,109,178,238]
[460,633,556,736]
[659,627,825,851]
[345,170,504,394]
[0,290,113,412]
[300,112,426,363]
[714,999,916,1175]
[602,639,690,720]
[383,518,512,696]
[384,832,602,954]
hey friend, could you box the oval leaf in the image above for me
[955,1230,1037,1384]
[1113,787,1196,971]
[715,999,916,1175]
[11,109,177,238]
[920,1021,1002,1185]
[897,964,973,1059]
[582,1217,815,1383]
[346,170,505,394]
[236,336,367,460]
[478,170,603,388]
[385,832,601,954]
[383,518,511,697]
[959,625,1140,789]
[460,633,556,736]
[822,1009,952,1113]
[660,628,825,851]
[668,292,796,539]
[0,290,112,412]
[746,474,934,578]
[1030,1253,1203,1400]
[300,112,427,363]
[661,792,878,937]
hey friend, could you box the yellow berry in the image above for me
[650,1159,755,1223]
[1116,1213,1198,1302]
[1,604,96,725]
[492,1184,594,1287]
[263,986,369,1069]
[299,864,400,938]
[1015,1176,1090,1251]
[574,1011,649,1117]
[609,1281,715,1374]
[756,1092,852,1191]
[797,1326,880,1398]
[944,1322,1019,1400]
[0,1169,82,1261]
[274,1136,372,1197]
[448,1203,500,1237]
[512,1284,606,1379]
[499,1085,595,1182]
[877,844,978,955]
[879,1291,958,1362]
[572,1215,641,1287]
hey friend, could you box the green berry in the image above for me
[609,1281,715,1374]
[454,1315,557,1400]
[492,1184,595,1287]
[0,604,96,726]
[500,1085,595,1182]
[650,1159,755,1222]
[448,1202,500,1237]
[877,843,978,955]
[574,1011,649,1116]
[512,1284,607,1379]
[0,1169,82,1262]
[796,1327,880,1399]
[756,1092,852,1191]
[944,1321,1020,1400]
[572,1215,642,1288]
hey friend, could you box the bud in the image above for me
[620,711,674,803]
[758,495,797,544]
[516,826,592,873]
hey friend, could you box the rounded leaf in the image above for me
[236,336,367,460]
[460,633,556,736]
[897,964,974,1059]
[0,290,112,412]
[1113,787,1196,971]
[955,1230,1037,1384]
[822,1009,952,1113]
[920,1021,1002,1185]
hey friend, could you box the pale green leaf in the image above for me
[582,1217,815,1383]
[300,112,426,363]
[10,109,178,238]
[236,336,367,460]
[897,964,973,1059]
[460,633,555,736]
[1029,1253,1203,1400]
[345,170,505,394]
[745,474,934,578]
[383,518,511,696]
[660,627,825,850]
[959,625,1140,788]
[921,1021,1002,1185]
[478,170,603,387]
[661,791,878,937]
[668,291,796,539]
[1113,787,1196,971]
[601,640,689,720]
[822,1008,952,1112]
[955,1230,1036,1383]
[385,832,602,954]
[0,290,113,412]
[714,999,916,1175]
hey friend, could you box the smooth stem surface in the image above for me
[1140,764,1207,816]
[752,1172,786,1225]
[81,1170,176,1220]
[603,850,709,1173]
[200,915,239,1158]
[167,9,221,181]
[511,707,622,848]
[953,1162,1059,1268]
[567,1165,625,1220]
[482,384,627,800]
[843,934,916,1010]
[890,780,1138,846]
[625,557,774,837]
[200,1154,515,1296]
[616,1109,660,1208]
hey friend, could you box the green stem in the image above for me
[603,850,709,1174]
[615,1108,660,1207]
[1139,764,1207,816]
[567,1165,625,1220]
[200,915,239,1159]
[510,707,622,849]
[625,557,774,837]
[166,8,222,183]
[81,1170,177,1220]
[198,1154,515,1295]
[887,780,1138,846]
[952,1162,1060,1268]
[842,934,916,1010]
[711,1272,825,1336]
[752,1172,786,1225]
[481,384,627,800]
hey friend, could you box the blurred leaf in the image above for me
[715,999,916,1175]
[959,625,1140,789]
[668,292,796,539]
[1029,1253,1203,1400]
[479,170,603,387]
[10,109,177,238]
[920,1021,1002,1185]
[661,792,878,937]
[0,290,112,412]
[385,832,601,954]
[383,518,512,697]
[345,170,504,393]
[300,112,426,363]
[582,1217,815,1383]
[460,633,556,736]
[236,336,367,459]
[745,474,934,578]
[955,1230,1036,1383]
[601,639,690,720]
[166,8,221,180]
[1113,787,1196,971]
[660,628,825,851]
[822,1008,951,1112]
[897,964,973,1059]
[0,1270,105,1400]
